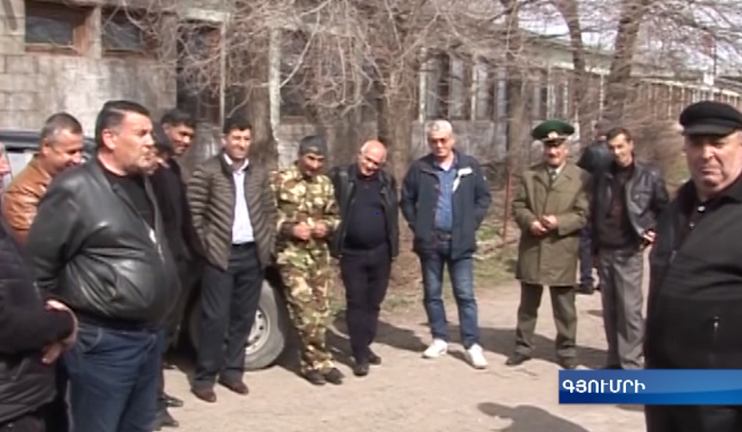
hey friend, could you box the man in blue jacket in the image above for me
[401,120,492,369]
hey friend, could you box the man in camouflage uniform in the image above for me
[271,135,344,385]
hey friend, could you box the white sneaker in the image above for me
[422,339,448,359]
[466,344,488,369]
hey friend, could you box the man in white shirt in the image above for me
[186,116,277,403]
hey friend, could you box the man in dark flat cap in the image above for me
[645,101,742,432]
[508,119,590,369]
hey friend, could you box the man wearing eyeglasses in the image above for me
[328,140,399,377]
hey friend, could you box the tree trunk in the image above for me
[501,0,530,171]
[552,0,592,146]
[376,68,416,182]
[604,0,652,124]
[375,63,419,290]
[244,31,278,170]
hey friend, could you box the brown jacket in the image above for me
[1,156,52,245]
[512,162,590,286]
[186,153,277,271]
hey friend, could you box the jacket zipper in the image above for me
[710,316,719,367]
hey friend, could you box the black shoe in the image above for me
[368,351,382,366]
[353,361,370,377]
[154,408,179,430]
[505,353,531,366]
[303,370,326,386]
[164,394,184,408]
[323,367,344,385]
[602,364,622,370]
[576,284,595,295]
[559,358,578,369]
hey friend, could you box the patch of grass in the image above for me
[382,292,419,313]
[473,243,518,287]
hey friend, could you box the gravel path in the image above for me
[164,270,647,432]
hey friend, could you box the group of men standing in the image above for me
[4,94,742,432]
[509,101,742,431]
[507,117,669,371]
[0,102,494,432]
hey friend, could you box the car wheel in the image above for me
[188,280,289,371]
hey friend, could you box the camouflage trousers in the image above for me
[279,262,334,374]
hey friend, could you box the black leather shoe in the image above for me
[505,353,532,366]
[368,351,382,366]
[323,367,344,385]
[559,358,578,369]
[154,408,179,430]
[164,394,184,408]
[602,364,622,370]
[353,362,370,377]
[303,370,326,386]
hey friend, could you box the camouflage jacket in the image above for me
[270,163,340,265]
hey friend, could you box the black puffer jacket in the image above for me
[0,218,75,424]
[26,161,179,329]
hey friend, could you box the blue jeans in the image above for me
[63,323,161,432]
[579,224,595,287]
[420,240,480,348]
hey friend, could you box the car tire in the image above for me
[188,280,289,371]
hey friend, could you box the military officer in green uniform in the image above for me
[506,120,591,370]
[271,135,344,385]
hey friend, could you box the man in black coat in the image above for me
[645,101,742,431]
[0,214,78,432]
[149,110,203,429]
[328,140,399,377]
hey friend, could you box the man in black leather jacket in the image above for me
[328,140,399,377]
[590,126,668,370]
[26,100,179,432]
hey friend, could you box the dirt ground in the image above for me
[164,270,647,432]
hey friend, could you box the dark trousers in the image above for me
[339,243,392,361]
[44,362,68,432]
[419,239,480,348]
[63,323,161,432]
[646,405,742,432]
[157,259,202,405]
[579,224,595,287]
[597,247,644,369]
[515,283,577,359]
[0,412,45,432]
[193,243,263,389]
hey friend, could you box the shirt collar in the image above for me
[223,153,249,173]
[434,152,458,171]
[548,163,565,176]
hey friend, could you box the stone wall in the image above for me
[0,0,176,135]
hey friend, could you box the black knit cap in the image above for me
[298,135,328,157]
[679,101,742,137]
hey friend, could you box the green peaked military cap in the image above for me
[532,119,575,145]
